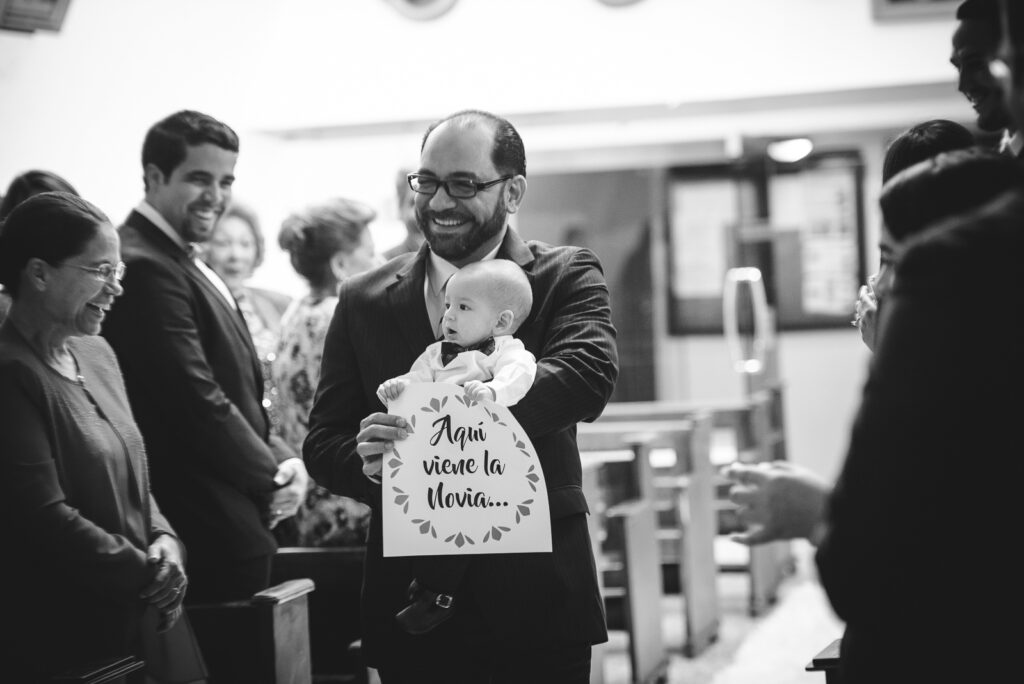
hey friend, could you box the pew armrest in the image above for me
[252,577,315,604]
[805,638,842,682]
[188,580,315,684]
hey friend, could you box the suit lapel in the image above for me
[387,244,438,358]
[385,230,536,358]
[125,212,262,370]
[497,229,537,329]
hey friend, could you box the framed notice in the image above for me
[382,383,552,557]
[871,0,959,22]
[667,151,866,334]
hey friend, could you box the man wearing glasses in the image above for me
[102,110,308,607]
[306,109,618,683]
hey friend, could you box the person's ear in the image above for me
[504,176,527,215]
[329,251,349,282]
[494,309,514,335]
[24,257,50,292]
[143,163,166,194]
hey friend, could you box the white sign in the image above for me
[383,383,552,557]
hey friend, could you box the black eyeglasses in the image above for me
[407,173,511,199]
[61,261,127,283]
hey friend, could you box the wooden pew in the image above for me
[804,638,842,683]
[579,418,719,658]
[271,547,367,684]
[187,578,314,684]
[580,436,668,684]
[597,390,793,616]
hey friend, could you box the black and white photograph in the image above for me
[1,1,1020,682]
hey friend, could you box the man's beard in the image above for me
[418,203,507,263]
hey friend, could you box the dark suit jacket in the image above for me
[103,211,286,566]
[816,188,1024,682]
[305,229,618,664]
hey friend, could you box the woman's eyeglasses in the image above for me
[61,261,127,283]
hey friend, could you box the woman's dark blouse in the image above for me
[0,323,177,677]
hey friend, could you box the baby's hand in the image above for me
[377,378,409,402]
[463,381,495,403]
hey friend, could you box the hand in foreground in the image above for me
[853,277,878,351]
[377,378,409,404]
[723,461,831,546]
[140,534,187,632]
[269,457,310,528]
[356,412,411,484]
[463,380,495,403]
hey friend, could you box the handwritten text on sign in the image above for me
[383,383,552,557]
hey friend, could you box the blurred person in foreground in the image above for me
[0,169,79,325]
[305,109,617,683]
[0,192,193,682]
[729,145,1024,681]
[101,110,308,604]
[271,196,381,547]
[853,119,976,350]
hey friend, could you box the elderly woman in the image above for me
[204,202,292,429]
[0,192,192,681]
[272,197,381,547]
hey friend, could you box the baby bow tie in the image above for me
[440,337,496,367]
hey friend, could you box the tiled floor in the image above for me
[600,541,844,684]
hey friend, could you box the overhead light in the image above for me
[766,138,814,163]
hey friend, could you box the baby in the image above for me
[376,258,537,635]
[377,259,536,408]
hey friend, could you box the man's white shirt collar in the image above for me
[136,201,236,309]
[137,201,189,252]
[1005,129,1024,158]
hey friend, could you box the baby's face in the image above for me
[441,276,502,346]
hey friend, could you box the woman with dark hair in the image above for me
[0,192,196,681]
[0,169,80,325]
[272,197,381,547]
[0,169,78,221]
[854,119,976,350]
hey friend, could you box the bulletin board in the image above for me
[667,151,867,335]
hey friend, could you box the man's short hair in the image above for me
[142,110,239,190]
[421,109,527,178]
[453,259,533,331]
[957,0,999,22]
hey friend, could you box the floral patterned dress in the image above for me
[272,294,370,547]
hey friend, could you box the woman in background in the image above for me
[0,192,190,682]
[853,119,976,350]
[0,169,80,326]
[204,201,292,428]
[273,197,381,547]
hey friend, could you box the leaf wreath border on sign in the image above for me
[383,383,552,557]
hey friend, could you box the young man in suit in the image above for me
[102,110,308,603]
[305,109,618,683]
[953,0,1020,154]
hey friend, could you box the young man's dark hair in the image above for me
[141,110,239,190]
